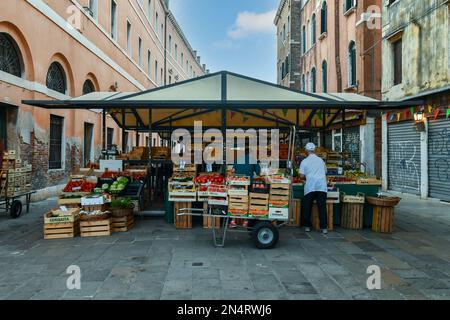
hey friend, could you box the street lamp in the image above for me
[414,111,426,132]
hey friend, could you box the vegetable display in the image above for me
[63,180,96,193]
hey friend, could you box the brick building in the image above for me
[0,0,206,199]
[275,0,383,176]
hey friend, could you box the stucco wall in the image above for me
[382,0,450,100]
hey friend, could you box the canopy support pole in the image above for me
[148,108,153,209]
[322,109,326,147]
[341,108,346,168]
[121,110,126,153]
[221,107,226,170]
[102,109,106,154]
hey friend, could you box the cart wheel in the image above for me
[252,221,279,249]
[10,200,22,219]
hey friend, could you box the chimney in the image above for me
[197,56,201,63]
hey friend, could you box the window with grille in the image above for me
[82,80,95,95]
[393,39,402,85]
[46,62,66,94]
[348,41,357,86]
[0,33,22,78]
[111,0,118,40]
[49,115,63,169]
[322,60,328,93]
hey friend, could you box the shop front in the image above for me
[24,71,421,246]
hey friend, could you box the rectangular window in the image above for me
[49,115,63,169]
[155,12,159,33]
[161,68,163,85]
[169,75,172,84]
[393,39,402,85]
[181,53,184,67]
[160,24,164,41]
[155,60,158,83]
[110,0,118,40]
[147,0,152,23]
[84,122,94,167]
[138,37,143,66]
[124,132,129,153]
[147,50,151,76]
[88,0,98,20]
[175,44,178,60]
[168,35,172,54]
[126,21,132,56]
[107,128,114,149]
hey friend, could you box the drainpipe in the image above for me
[164,5,168,86]
[334,0,342,92]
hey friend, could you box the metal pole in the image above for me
[121,110,126,153]
[222,107,226,171]
[148,108,153,208]
[102,109,106,153]
[322,109,326,147]
[341,108,345,168]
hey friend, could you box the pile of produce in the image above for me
[111,197,134,209]
[103,176,129,194]
[63,180,96,193]
[194,173,225,185]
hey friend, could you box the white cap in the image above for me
[305,143,316,151]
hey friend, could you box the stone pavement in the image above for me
[0,193,449,300]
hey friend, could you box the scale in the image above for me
[101,145,119,160]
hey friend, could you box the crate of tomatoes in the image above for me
[63,179,97,194]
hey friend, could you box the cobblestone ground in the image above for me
[0,193,449,300]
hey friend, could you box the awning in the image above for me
[23,71,423,131]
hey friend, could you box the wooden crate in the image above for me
[202,202,221,229]
[311,203,334,231]
[341,203,364,230]
[80,219,112,237]
[288,199,301,227]
[372,206,394,233]
[228,195,249,211]
[174,202,192,229]
[83,203,110,212]
[112,214,135,232]
[44,214,80,240]
[249,193,269,211]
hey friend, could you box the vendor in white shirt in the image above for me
[299,143,328,234]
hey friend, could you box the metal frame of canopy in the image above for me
[22,71,423,207]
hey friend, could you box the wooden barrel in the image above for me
[372,205,395,233]
[312,203,334,231]
[174,202,192,229]
[341,203,364,230]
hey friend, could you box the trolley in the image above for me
[177,207,287,249]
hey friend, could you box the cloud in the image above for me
[227,10,277,39]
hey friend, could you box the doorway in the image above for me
[84,122,94,166]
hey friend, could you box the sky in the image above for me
[169,0,280,83]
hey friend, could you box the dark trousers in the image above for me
[302,192,328,229]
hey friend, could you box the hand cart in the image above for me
[0,191,36,218]
[177,207,287,249]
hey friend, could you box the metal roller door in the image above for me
[428,119,450,201]
[388,122,421,195]
[343,126,360,164]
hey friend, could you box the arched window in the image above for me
[311,67,317,93]
[322,60,328,93]
[82,80,95,95]
[348,41,357,86]
[46,62,66,94]
[321,2,328,34]
[311,14,317,45]
[0,33,22,77]
[301,74,306,91]
[306,72,310,92]
[302,25,306,53]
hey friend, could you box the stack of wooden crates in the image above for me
[1,150,32,198]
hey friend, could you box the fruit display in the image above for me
[251,177,269,193]
[226,175,250,186]
[194,173,225,185]
[63,180,96,193]
[106,176,129,194]
[328,176,356,184]
[172,172,196,182]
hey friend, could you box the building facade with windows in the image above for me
[0,0,206,198]
[381,0,450,201]
[275,0,383,176]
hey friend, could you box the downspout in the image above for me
[164,9,168,86]
[334,0,342,92]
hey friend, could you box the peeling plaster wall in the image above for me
[382,0,450,100]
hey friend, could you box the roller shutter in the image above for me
[428,119,450,201]
[387,122,421,195]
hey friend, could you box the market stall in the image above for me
[24,71,421,244]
